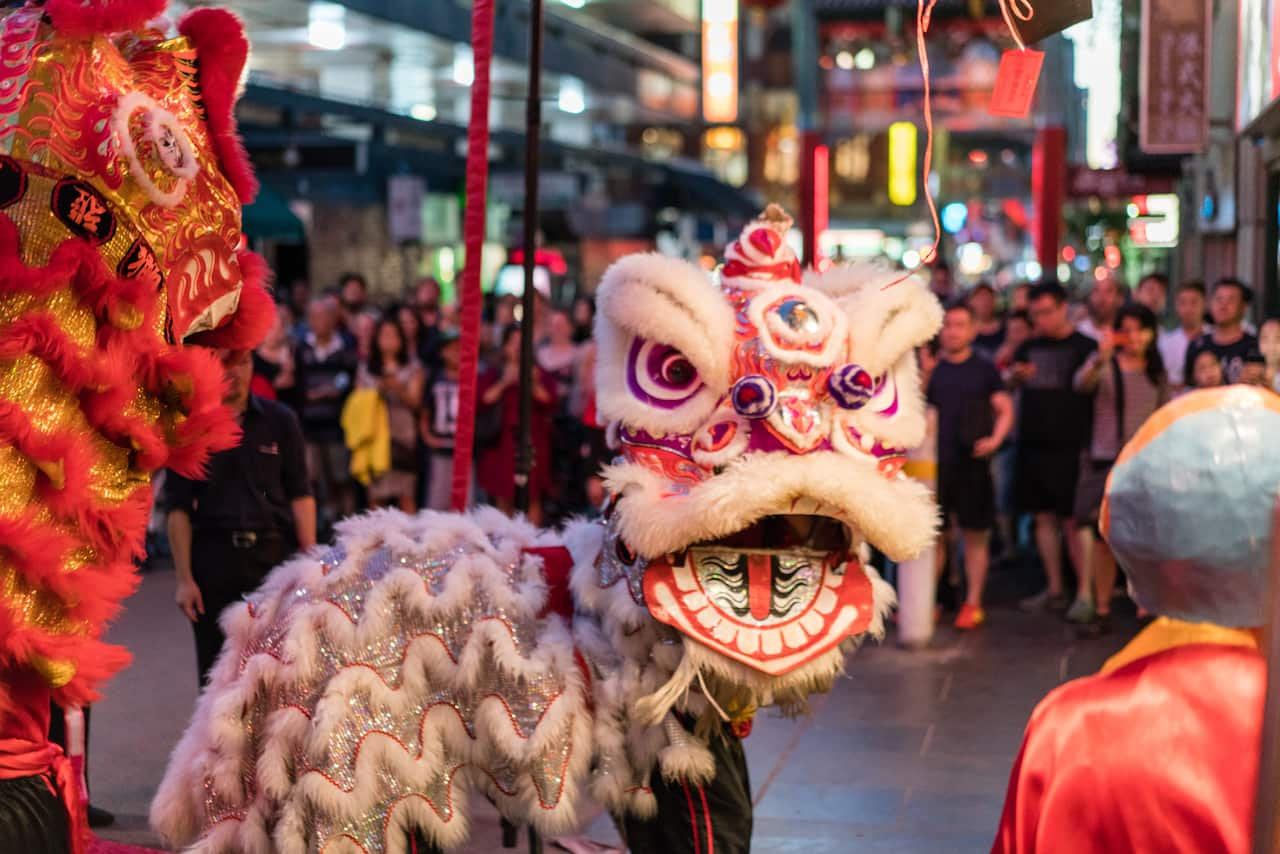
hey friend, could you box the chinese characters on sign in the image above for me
[52,178,116,244]
[1139,0,1210,153]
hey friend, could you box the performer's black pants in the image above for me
[191,531,291,686]
[0,774,69,854]
[624,728,752,854]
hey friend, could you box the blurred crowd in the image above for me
[251,272,605,536]
[920,265,1279,635]
[222,263,1279,637]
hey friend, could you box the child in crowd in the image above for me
[995,310,1032,374]
[1191,349,1224,390]
[420,332,464,511]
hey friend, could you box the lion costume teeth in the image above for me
[153,207,942,853]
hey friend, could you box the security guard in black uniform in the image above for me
[163,348,316,685]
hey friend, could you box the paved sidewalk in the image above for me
[94,565,1133,852]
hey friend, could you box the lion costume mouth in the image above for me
[642,514,877,675]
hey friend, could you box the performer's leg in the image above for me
[0,673,71,854]
[623,729,753,854]
[0,775,70,854]
[406,830,444,854]
[47,702,90,794]
[190,539,244,686]
[191,537,280,686]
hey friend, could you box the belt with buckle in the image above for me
[230,531,258,549]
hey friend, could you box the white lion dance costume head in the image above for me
[152,206,942,853]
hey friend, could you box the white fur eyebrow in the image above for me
[595,253,736,393]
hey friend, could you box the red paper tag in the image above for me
[988,48,1045,118]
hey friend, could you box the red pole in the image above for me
[799,130,820,266]
[1032,126,1066,274]
[450,0,495,512]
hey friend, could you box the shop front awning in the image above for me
[663,163,762,220]
[242,182,306,243]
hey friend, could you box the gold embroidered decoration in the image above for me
[0,444,36,514]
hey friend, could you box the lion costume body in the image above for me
[153,208,942,853]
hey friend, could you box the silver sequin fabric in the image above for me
[181,512,591,853]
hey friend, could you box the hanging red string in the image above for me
[998,0,1035,51]
[883,0,940,289]
[883,0,1037,290]
[450,0,495,512]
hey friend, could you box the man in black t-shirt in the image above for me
[1010,283,1097,612]
[1183,278,1264,386]
[164,349,316,685]
[927,304,1014,629]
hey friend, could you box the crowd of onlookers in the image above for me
[250,272,604,536]
[241,264,1280,636]
[922,265,1280,635]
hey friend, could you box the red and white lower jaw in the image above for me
[642,551,876,676]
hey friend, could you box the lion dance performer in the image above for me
[151,206,943,853]
[0,2,273,851]
[993,385,1280,853]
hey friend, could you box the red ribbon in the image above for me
[722,258,802,284]
[449,0,496,513]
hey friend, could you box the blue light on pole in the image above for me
[941,202,967,233]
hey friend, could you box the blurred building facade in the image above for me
[197,0,1274,317]
[193,0,759,300]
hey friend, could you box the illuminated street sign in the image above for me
[703,0,739,123]
[1127,193,1180,247]
[888,121,917,207]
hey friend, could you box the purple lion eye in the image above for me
[627,338,703,408]
[731,375,777,419]
[828,364,876,410]
[660,352,695,386]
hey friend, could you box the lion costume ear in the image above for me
[43,0,166,37]
[807,263,943,378]
[179,8,258,204]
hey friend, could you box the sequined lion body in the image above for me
[154,210,943,853]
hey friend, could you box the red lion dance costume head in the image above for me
[0,1,269,849]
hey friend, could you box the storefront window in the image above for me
[702,127,748,187]
[764,125,799,185]
[640,127,685,161]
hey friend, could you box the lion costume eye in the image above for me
[660,352,695,385]
[627,338,703,408]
